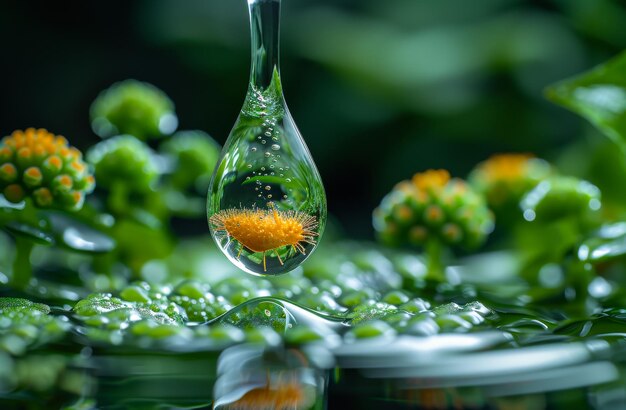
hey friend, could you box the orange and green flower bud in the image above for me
[373,169,494,250]
[57,190,85,211]
[23,167,43,188]
[469,153,552,210]
[0,128,95,210]
[90,79,178,140]
[4,184,25,203]
[33,187,53,208]
[0,146,13,163]
[0,163,18,184]
[43,155,63,175]
[86,135,158,193]
[52,174,74,193]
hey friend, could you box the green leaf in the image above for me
[3,221,54,245]
[0,297,50,314]
[546,50,626,147]
[579,223,626,263]
[46,211,116,253]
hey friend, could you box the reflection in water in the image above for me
[214,344,330,410]
[332,335,626,409]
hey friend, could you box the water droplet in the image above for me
[245,177,250,181]
[207,0,327,277]
[270,165,275,169]
[286,178,292,182]
[264,152,271,158]
[251,147,257,152]
[283,195,288,199]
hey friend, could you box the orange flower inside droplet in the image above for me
[210,203,318,271]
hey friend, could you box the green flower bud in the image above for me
[0,128,95,210]
[520,176,601,222]
[160,130,221,192]
[87,135,158,193]
[90,79,178,140]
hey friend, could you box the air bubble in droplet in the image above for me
[264,131,272,137]
[283,195,288,199]
[271,144,280,151]
[272,136,278,141]
[267,194,272,199]
[264,152,271,158]
[251,147,257,152]
[247,164,252,169]
[286,178,292,182]
[264,186,271,191]
[261,167,266,171]
[261,140,266,144]
[270,165,274,169]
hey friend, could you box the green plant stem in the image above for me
[425,238,446,282]
[108,183,129,216]
[12,236,34,289]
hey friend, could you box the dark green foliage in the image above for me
[547,50,626,149]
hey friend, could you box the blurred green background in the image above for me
[2,0,626,239]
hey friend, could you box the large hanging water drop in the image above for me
[208,0,326,276]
